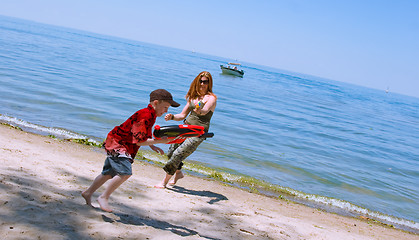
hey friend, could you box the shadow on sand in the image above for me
[167,185,228,204]
[0,167,230,239]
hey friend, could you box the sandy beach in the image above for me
[0,124,417,240]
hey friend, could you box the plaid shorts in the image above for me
[101,155,133,177]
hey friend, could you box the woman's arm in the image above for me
[195,95,216,115]
[165,101,191,121]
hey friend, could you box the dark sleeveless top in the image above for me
[185,101,213,132]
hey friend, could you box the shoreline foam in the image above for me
[0,123,418,239]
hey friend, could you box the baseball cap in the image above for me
[150,89,180,107]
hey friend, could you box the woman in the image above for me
[155,71,217,188]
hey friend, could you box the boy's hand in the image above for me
[149,145,164,154]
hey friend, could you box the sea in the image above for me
[1,15,418,233]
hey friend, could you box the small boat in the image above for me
[220,62,244,77]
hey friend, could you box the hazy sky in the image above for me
[1,0,418,98]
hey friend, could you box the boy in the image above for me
[82,89,180,212]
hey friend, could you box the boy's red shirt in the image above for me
[104,104,156,160]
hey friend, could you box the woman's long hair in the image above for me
[185,71,216,101]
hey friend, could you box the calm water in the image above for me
[1,15,418,232]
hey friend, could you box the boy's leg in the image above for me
[82,174,112,206]
[97,174,131,212]
[82,156,116,206]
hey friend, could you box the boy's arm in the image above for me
[136,138,170,155]
[136,137,171,146]
[149,144,164,154]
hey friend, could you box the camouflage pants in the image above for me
[163,137,204,175]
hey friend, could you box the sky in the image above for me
[1,0,418,98]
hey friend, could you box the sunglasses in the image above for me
[200,79,209,84]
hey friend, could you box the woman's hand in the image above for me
[193,95,216,115]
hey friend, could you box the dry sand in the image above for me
[0,124,417,240]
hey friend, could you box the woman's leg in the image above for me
[168,170,184,185]
[154,173,173,189]
[163,137,204,175]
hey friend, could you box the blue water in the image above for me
[1,15,418,232]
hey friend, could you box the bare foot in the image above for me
[97,196,112,212]
[155,173,173,188]
[168,171,184,185]
[154,183,166,189]
[81,191,92,206]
